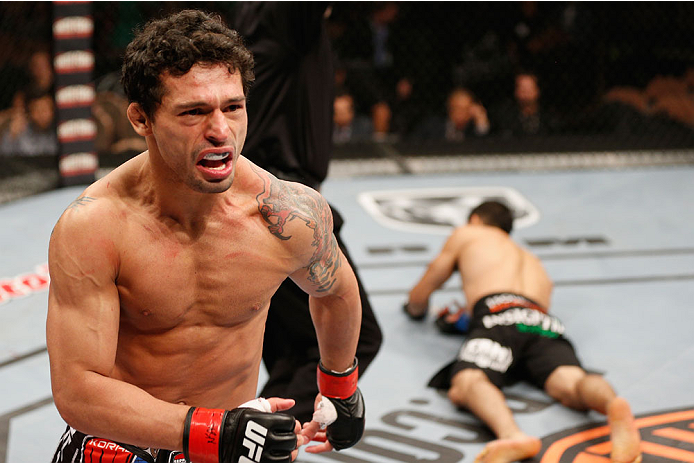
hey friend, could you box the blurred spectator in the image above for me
[92,72,146,157]
[390,77,423,141]
[371,101,392,141]
[602,69,694,130]
[333,92,373,144]
[646,69,694,129]
[452,28,514,108]
[502,2,599,113]
[0,2,53,109]
[329,2,404,139]
[415,88,490,141]
[27,49,54,94]
[0,87,57,156]
[506,2,565,68]
[572,69,694,142]
[0,46,54,118]
[491,71,560,137]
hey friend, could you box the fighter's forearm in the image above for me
[408,277,437,309]
[409,254,456,309]
[309,288,361,373]
[53,370,188,450]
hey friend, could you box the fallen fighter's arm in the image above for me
[405,228,464,319]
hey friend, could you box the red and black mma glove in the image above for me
[183,407,296,463]
[317,358,365,450]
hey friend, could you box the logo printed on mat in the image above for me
[357,186,539,235]
[534,406,694,462]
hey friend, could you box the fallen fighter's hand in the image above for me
[435,302,470,334]
[403,301,428,320]
[183,397,303,463]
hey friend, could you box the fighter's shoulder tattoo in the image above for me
[251,165,341,292]
[67,196,97,210]
[51,196,98,237]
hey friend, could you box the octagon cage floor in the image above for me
[1,153,694,463]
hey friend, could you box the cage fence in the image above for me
[0,1,693,203]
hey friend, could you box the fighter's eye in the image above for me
[224,104,242,113]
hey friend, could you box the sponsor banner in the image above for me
[55,84,95,109]
[358,186,540,235]
[53,1,97,185]
[57,118,97,143]
[54,49,94,74]
[58,152,99,176]
[53,15,94,40]
[0,264,50,306]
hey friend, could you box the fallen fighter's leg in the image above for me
[474,435,542,463]
[449,369,541,463]
[608,397,642,463]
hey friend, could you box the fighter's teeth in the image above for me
[203,152,229,161]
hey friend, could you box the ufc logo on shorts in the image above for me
[239,420,268,463]
[459,338,513,372]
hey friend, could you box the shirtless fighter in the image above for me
[404,201,641,463]
[47,10,364,463]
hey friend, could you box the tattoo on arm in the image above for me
[51,196,97,237]
[67,196,96,210]
[252,166,341,292]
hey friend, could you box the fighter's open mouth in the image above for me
[198,152,230,170]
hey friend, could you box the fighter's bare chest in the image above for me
[115,222,290,326]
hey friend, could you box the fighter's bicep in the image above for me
[47,284,120,376]
[290,232,344,297]
[47,211,121,377]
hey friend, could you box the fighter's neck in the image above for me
[132,151,237,232]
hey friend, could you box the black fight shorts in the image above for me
[52,425,184,463]
[449,292,582,389]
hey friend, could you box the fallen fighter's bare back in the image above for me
[455,223,553,310]
[49,155,329,409]
[407,220,553,315]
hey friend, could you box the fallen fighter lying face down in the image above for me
[404,200,641,463]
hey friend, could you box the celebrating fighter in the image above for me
[404,201,641,463]
[46,10,364,463]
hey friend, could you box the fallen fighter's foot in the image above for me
[474,435,541,463]
[608,397,642,463]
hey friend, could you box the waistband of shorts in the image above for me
[65,426,160,462]
[472,292,546,317]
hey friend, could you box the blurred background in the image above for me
[1,1,693,202]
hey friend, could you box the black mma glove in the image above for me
[317,358,365,450]
[183,406,296,463]
[403,302,427,321]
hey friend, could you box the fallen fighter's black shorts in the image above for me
[449,292,582,389]
[51,425,184,463]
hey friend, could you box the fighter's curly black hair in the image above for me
[121,9,255,119]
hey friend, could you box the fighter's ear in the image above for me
[127,102,152,136]
[468,214,483,225]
